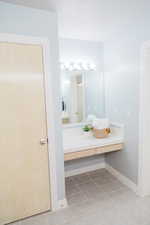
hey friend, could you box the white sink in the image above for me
[63,123,124,153]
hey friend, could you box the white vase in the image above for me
[83,131,91,137]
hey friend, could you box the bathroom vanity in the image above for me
[60,64,124,162]
[63,123,124,161]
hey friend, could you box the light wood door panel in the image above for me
[0,43,50,224]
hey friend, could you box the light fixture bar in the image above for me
[60,62,96,71]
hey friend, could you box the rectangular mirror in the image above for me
[61,65,103,124]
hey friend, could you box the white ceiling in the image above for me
[2,0,150,41]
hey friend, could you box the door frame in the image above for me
[138,40,150,197]
[0,33,58,211]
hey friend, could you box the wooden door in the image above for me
[0,42,50,224]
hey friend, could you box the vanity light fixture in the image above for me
[60,62,96,71]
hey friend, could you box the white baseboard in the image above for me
[57,198,68,210]
[106,164,138,194]
[65,162,106,177]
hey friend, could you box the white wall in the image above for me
[59,38,104,67]
[0,1,65,201]
[104,38,140,184]
[104,18,150,190]
[59,38,105,173]
[65,156,105,176]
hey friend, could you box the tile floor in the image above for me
[12,169,150,225]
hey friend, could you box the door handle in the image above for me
[40,138,48,145]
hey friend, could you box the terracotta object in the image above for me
[93,128,111,138]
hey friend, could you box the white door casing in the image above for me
[0,33,58,224]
